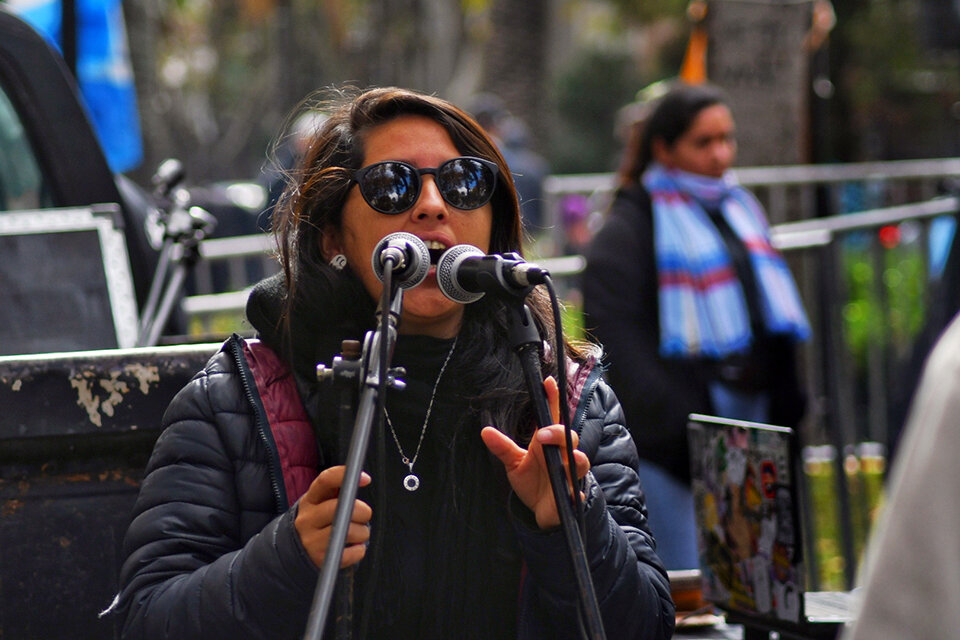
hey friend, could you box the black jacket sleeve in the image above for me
[114,355,320,639]
[581,185,710,481]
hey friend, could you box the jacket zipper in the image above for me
[229,334,286,513]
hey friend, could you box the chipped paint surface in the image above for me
[68,364,161,428]
[124,363,160,394]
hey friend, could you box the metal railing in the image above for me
[539,158,960,590]
[773,196,958,585]
[542,157,960,227]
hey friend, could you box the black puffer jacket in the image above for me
[111,333,674,639]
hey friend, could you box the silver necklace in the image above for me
[383,336,457,492]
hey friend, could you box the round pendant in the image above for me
[403,473,420,492]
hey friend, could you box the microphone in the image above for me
[436,244,549,303]
[371,232,430,289]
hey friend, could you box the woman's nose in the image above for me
[413,175,447,220]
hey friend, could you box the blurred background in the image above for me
[3,0,960,600]
[24,0,960,185]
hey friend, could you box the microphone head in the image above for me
[372,232,430,289]
[437,244,486,303]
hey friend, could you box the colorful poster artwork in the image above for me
[690,426,802,623]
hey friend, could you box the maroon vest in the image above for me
[242,339,318,506]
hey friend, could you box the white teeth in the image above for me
[425,240,446,250]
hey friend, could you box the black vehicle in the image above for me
[0,8,229,638]
[0,5,271,350]
[0,6,158,303]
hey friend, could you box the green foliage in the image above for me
[560,300,585,342]
[804,456,846,590]
[841,235,926,366]
[804,449,886,591]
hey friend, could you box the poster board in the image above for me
[0,204,139,355]
[707,0,813,166]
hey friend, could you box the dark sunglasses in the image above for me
[351,156,499,215]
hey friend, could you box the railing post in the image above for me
[820,239,858,589]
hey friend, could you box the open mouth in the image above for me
[425,240,447,265]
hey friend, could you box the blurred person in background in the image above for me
[841,309,960,639]
[469,93,549,234]
[107,86,674,639]
[582,82,811,570]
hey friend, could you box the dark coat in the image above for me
[111,333,675,640]
[582,183,805,483]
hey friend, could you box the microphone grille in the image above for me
[372,232,430,289]
[437,244,485,303]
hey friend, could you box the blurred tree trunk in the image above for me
[123,0,168,183]
[120,0,475,184]
[479,0,550,153]
[359,0,465,94]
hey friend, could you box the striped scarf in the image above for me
[643,164,811,358]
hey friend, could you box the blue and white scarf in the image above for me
[643,164,811,358]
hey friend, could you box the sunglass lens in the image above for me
[360,162,418,214]
[438,158,495,210]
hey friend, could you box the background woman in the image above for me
[582,82,810,571]
[109,87,674,639]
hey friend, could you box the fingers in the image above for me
[338,521,372,568]
[535,423,578,448]
[480,426,525,471]
[543,375,560,425]
[536,425,590,478]
[297,501,373,569]
[295,466,374,569]
[300,490,374,527]
[302,465,371,505]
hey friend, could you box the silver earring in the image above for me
[329,254,347,271]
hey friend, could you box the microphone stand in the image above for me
[303,282,405,640]
[136,158,217,347]
[333,339,362,639]
[135,205,217,346]
[502,295,607,640]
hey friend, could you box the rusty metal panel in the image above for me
[0,343,219,639]
[0,343,219,438]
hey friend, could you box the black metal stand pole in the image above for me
[504,300,606,640]
[332,339,362,640]
[302,288,404,640]
[136,158,217,347]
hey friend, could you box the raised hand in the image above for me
[481,376,590,529]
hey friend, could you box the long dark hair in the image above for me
[618,82,729,186]
[269,86,590,637]
[271,86,590,432]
